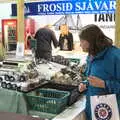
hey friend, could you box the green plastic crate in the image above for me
[69,58,80,63]
[26,88,70,114]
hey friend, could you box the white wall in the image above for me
[0,3,12,31]
[30,14,115,42]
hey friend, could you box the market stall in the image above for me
[0,87,86,120]
[0,53,86,120]
[0,0,119,120]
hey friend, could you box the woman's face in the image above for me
[60,25,68,35]
[80,39,89,52]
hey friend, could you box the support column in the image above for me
[17,0,24,43]
[115,0,120,47]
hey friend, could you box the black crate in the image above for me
[41,82,81,105]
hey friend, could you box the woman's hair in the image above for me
[79,24,113,56]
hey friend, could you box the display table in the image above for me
[52,50,87,65]
[53,96,86,120]
[0,88,86,120]
[0,88,56,119]
[0,88,28,114]
[52,50,87,59]
[0,111,44,120]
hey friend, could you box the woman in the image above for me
[59,24,73,51]
[78,24,120,120]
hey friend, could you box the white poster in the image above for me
[16,42,24,57]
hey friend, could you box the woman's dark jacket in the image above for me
[59,32,73,51]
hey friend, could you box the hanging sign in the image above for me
[11,0,116,16]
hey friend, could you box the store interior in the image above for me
[0,0,120,120]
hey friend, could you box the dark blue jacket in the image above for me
[35,27,58,59]
[84,46,120,120]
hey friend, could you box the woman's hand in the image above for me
[78,83,87,92]
[88,76,105,88]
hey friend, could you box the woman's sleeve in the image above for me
[105,55,120,94]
